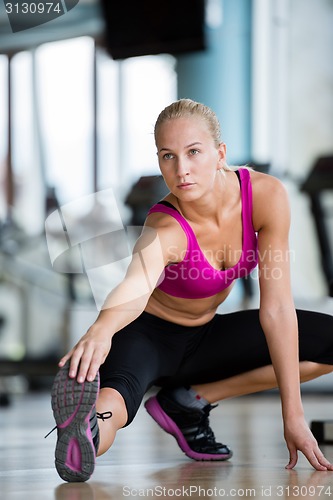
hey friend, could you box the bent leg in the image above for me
[193,361,333,403]
[145,309,332,463]
[165,309,333,402]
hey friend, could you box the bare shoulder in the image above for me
[142,208,187,264]
[145,208,182,233]
[250,169,288,198]
[249,170,290,231]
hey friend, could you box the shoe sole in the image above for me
[51,363,99,482]
[144,396,232,461]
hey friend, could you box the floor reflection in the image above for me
[54,463,333,500]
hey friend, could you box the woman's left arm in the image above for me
[255,173,333,471]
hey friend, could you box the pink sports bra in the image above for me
[147,168,258,299]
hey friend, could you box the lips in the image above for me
[177,183,195,188]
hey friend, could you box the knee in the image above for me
[97,387,128,428]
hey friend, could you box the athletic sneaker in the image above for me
[144,389,232,461]
[50,363,104,482]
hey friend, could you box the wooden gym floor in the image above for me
[1,387,333,499]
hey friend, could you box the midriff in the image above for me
[144,283,235,326]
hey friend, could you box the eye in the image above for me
[188,149,199,156]
[163,153,174,160]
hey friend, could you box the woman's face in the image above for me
[155,117,226,201]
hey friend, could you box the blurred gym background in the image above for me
[0,0,332,405]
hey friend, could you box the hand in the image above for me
[284,417,333,471]
[58,324,112,383]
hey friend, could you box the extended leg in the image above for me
[95,387,128,456]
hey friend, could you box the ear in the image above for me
[217,142,227,168]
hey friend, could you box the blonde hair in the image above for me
[154,98,221,148]
[154,98,233,171]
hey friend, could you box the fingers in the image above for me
[86,356,103,383]
[58,337,111,383]
[285,421,333,472]
[285,447,298,470]
[58,347,83,379]
[306,440,333,471]
[59,349,100,383]
[287,441,333,471]
[75,348,98,383]
[312,447,333,471]
[58,350,74,369]
[304,451,328,471]
[69,343,86,381]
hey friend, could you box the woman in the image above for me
[51,99,333,482]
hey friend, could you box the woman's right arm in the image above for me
[59,223,172,383]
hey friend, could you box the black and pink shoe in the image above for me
[144,389,232,461]
[51,363,101,482]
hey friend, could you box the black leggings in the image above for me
[99,309,333,425]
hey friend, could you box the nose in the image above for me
[175,157,189,178]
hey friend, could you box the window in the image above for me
[0,37,177,232]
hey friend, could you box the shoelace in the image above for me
[44,410,112,438]
[193,405,220,445]
[97,411,112,421]
[194,417,214,439]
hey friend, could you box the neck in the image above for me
[177,170,232,223]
